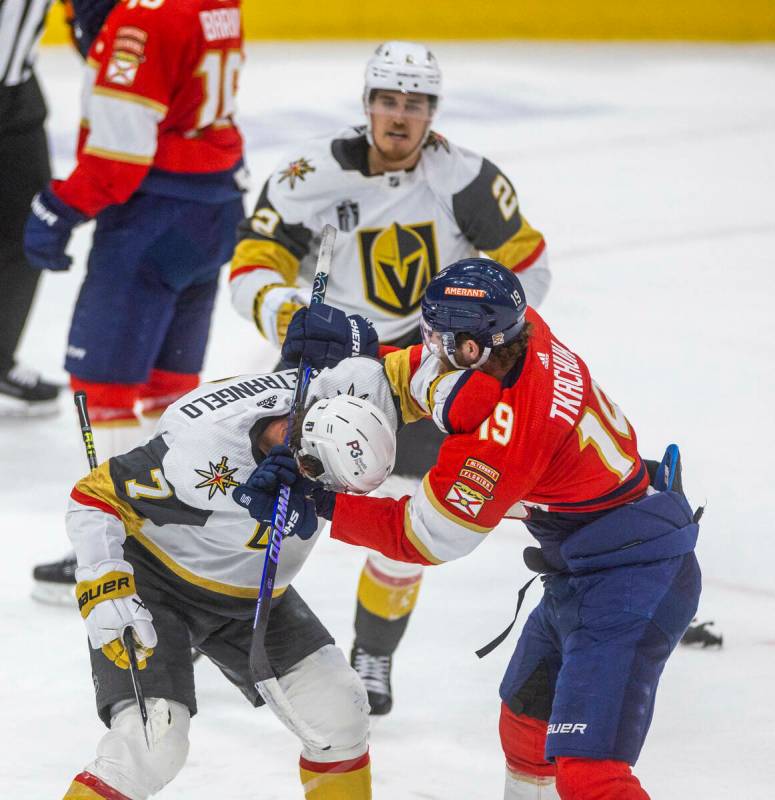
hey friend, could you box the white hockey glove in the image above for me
[253,283,312,347]
[75,559,157,670]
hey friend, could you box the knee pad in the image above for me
[500,705,555,780]
[88,699,190,799]
[278,645,369,763]
[555,758,648,800]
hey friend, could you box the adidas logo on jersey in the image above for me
[256,395,278,409]
[537,352,550,369]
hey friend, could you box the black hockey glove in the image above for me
[281,304,378,369]
[23,188,87,271]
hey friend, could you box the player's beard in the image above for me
[371,121,429,171]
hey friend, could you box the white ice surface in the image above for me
[2,42,775,798]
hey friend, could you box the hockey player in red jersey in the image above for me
[247,258,702,799]
[24,0,246,598]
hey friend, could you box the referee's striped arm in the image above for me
[0,0,52,87]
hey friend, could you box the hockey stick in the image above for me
[74,391,153,752]
[248,224,336,750]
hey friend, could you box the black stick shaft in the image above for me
[123,629,151,750]
[73,391,98,471]
[74,391,152,749]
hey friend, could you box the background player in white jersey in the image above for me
[62,355,396,800]
[229,41,552,713]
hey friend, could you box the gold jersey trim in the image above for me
[486,216,545,270]
[403,502,445,565]
[92,85,168,115]
[230,238,300,285]
[131,527,287,600]
[383,348,426,424]
[421,474,493,535]
[75,463,145,538]
[82,145,154,165]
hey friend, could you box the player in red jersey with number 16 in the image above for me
[262,257,702,799]
[25,0,247,597]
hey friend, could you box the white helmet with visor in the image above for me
[298,394,396,494]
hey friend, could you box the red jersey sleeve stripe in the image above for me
[70,487,122,519]
[299,752,371,774]
[511,238,546,273]
[229,264,276,281]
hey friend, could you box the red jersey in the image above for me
[55,0,244,217]
[331,308,650,568]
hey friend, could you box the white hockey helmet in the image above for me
[363,40,442,110]
[298,394,396,494]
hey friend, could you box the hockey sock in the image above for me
[555,758,649,799]
[354,556,423,654]
[138,368,198,417]
[498,703,556,784]
[63,771,131,800]
[69,379,142,460]
[299,752,371,799]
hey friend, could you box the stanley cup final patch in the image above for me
[445,481,488,519]
[336,200,359,232]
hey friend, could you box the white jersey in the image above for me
[230,126,549,346]
[66,371,311,607]
[65,359,396,611]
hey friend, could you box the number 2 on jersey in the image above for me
[195,50,242,130]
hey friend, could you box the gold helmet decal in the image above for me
[358,221,439,316]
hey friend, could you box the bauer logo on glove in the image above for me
[75,559,158,670]
[76,571,133,616]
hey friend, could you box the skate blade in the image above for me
[0,397,61,418]
[31,581,76,606]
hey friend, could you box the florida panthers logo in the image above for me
[358,221,439,316]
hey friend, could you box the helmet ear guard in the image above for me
[298,395,396,494]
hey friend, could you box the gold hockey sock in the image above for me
[299,752,371,799]
[355,556,422,639]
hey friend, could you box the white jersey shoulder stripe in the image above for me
[404,475,493,564]
[85,89,166,162]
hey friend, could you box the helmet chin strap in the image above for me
[441,333,491,370]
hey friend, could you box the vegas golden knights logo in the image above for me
[358,222,439,316]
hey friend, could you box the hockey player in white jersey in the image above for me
[230,41,551,714]
[61,356,396,800]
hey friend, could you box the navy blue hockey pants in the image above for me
[65,192,244,383]
[500,552,701,764]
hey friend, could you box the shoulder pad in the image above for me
[420,135,484,195]
[429,370,501,434]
